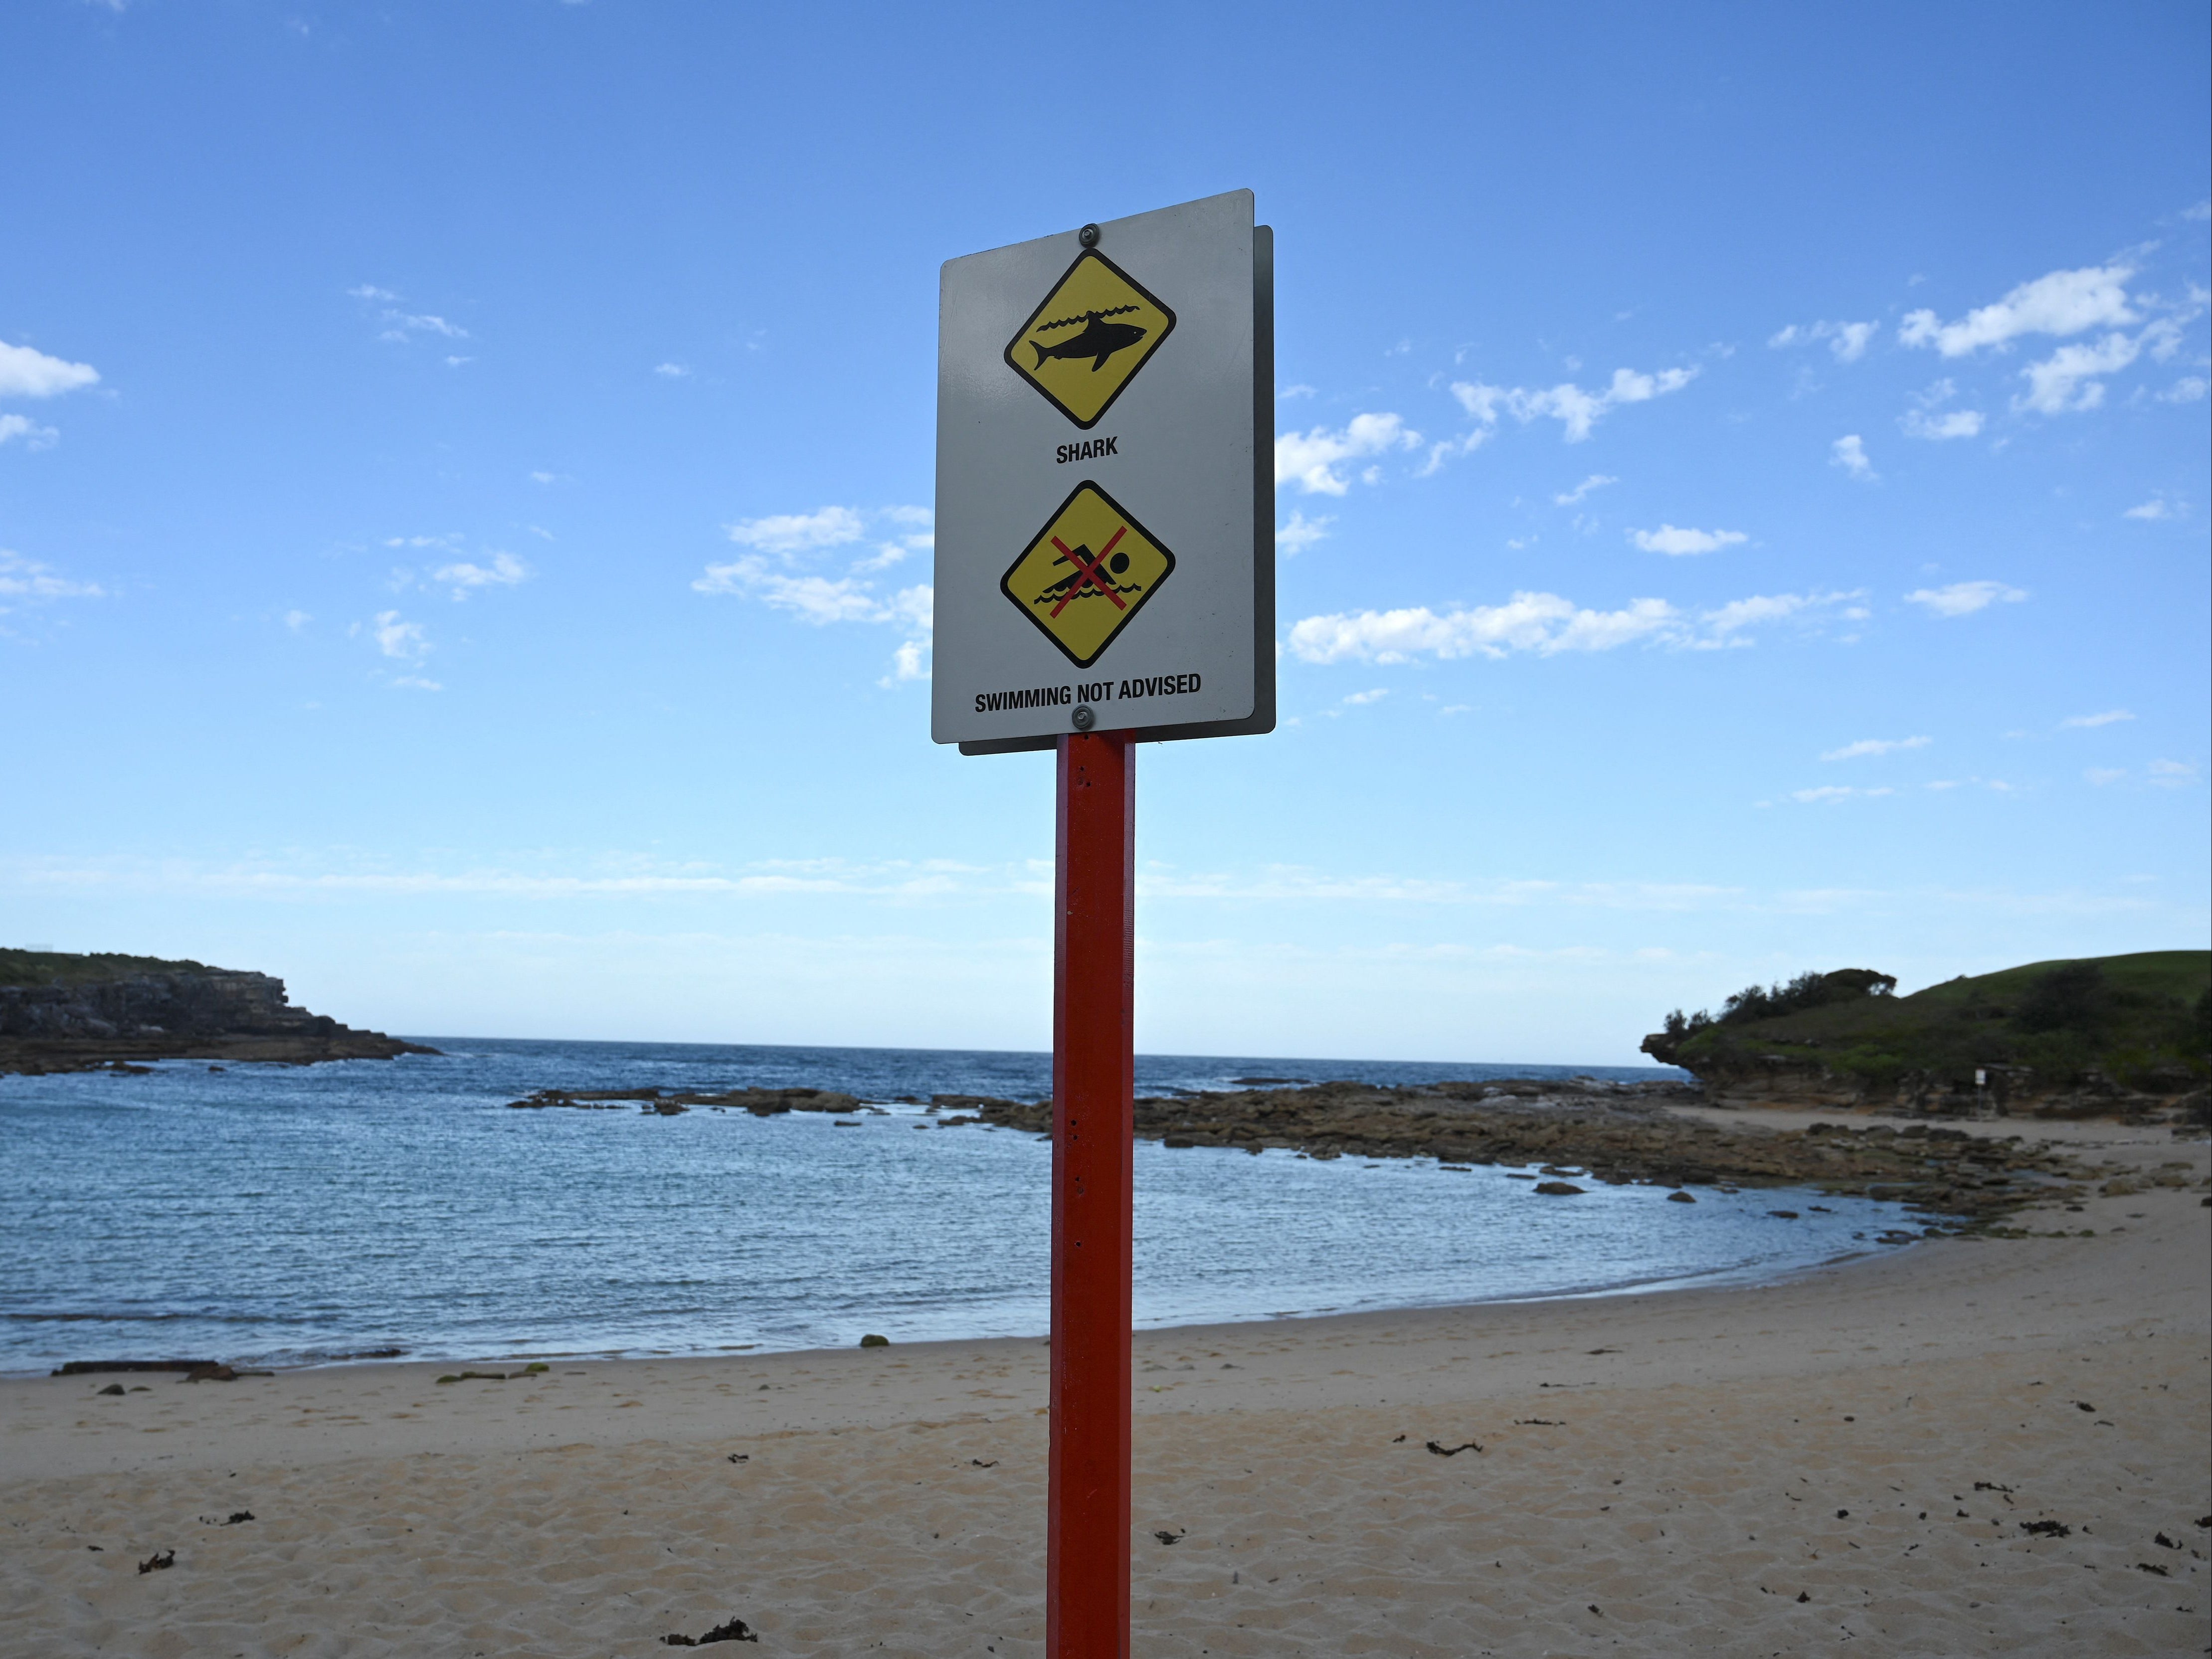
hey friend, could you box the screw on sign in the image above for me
[934,191,1272,1658]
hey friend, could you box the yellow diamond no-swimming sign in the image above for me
[1001,481,1176,668]
[1003,249,1176,430]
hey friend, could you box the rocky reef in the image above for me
[506,1086,865,1116]
[0,949,436,1075]
[955,1077,2111,1224]
[492,1069,2179,1226]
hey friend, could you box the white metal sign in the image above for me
[933,189,1273,752]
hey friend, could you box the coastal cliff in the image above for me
[0,949,436,1075]
[1641,951,2210,1122]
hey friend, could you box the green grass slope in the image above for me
[0,947,214,991]
[1647,951,2211,1093]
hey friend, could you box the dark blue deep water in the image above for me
[0,1039,1913,1373]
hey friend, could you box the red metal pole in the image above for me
[1047,730,1135,1659]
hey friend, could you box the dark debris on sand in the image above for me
[662,1614,759,1644]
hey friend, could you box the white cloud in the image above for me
[369,611,429,662]
[1830,434,1876,480]
[391,675,443,692]
[1901,408,1986,440]
[1287,584,1866,665]
[2015,331,2141,414]
[694,559,879,622]
[1343,688,1389,706]
[2157,376,2207,403]
[1554,474,1617,505]
[697,504,935,681]
[1450,365,1698,445]
[889,637,929,683]
[2125,496,2180,521]
[1769,320,1877,362]
[1791,785,1895,803]
[1904,580,2028,617]
[284,610,311,632]
[0,413,60,450]
[1892,263,2204,415]
[724,505,868,555]
[2085,767,2127,786]
[852,528,932,573]
[1822,736,1931,761]
[379,313,467,342]
[0,549,103,608]
[351,286,470,345]
[430,551,531,598]
[1277,509,1332,554]
[0,340,101,399]
[1698,589,1862,642]
[1278,383,1316,400]
[653,363,690,377]
[2060,709,2133,729]
[1287,592,1676,664]
[1827,321,1878,363]
[2147,758,2198,786]
[529,470,559,485]
[1898,264,2138,356]
[1629,524,1747,556]
[1275,413,1420,495]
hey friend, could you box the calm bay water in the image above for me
[0,1039,1915,1374]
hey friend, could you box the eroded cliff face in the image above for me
[0,966,434,1074]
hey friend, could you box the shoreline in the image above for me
[0,1099,2167,1384]
[3,1115,2204,1654]
[0,1216,1911,1386]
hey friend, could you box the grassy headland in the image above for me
[1643,951,2210,1113]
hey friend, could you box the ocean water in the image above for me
[0,1039,1917,1375]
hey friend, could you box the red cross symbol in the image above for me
[1048,526,1129,619]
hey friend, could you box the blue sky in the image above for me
[3,1,2206,1065]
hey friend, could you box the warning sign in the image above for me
[1003,249,1176,430]
[1000,481,1176,668]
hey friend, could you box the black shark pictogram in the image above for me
[1030,306,1147,372]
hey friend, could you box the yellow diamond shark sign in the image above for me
[1003,251,1176,430]
[934,189,1275,752]
[1002,482,1176,668]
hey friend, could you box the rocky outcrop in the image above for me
[0,959,435,1075]
[958,1078,2105,1227]
[506,1086,864,1116]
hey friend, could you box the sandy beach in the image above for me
[3,1113,2205,1658]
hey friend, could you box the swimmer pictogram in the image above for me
[1004,248,1176,429]
[1000,480,1176,667]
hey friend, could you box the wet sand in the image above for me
[2,1117,2204,1657]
